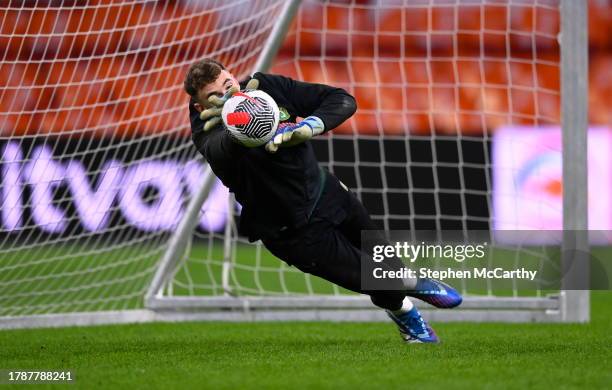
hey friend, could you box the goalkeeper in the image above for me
[184,59,462,343]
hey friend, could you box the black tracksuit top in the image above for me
[189,72,357,241]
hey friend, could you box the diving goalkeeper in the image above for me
[183,59,462,343]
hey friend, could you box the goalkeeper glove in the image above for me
[199,78,260,132]
[265,116,325,153]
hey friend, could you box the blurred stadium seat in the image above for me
[0,64,38,136]
[589,55,612,124]
[0,0,609,136]
[36,61,115,136]
[0,10,29,61]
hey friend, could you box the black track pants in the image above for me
[263,177,407,311]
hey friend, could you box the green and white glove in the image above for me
[199,78,260,132]
[265,116,325,153]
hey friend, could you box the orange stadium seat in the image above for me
[35,61,117,135]
[116,61,188,136]
[588,1,612,49]
[482,5,510,51]
[351,32,374,59]
[322,60,352,85]
[295,60,326,84]
[430,6,456,54]
[38,58,121,95]
[352,85,377,112]
[64,3,208,58]
[534,6,560,52]
[25,9,71,59]
[536,59,561,124]
[507,60,536,89]
[377,61,403,86]
[348,3,371,33]
[508,4,559,52]
[277,22,298,59]
[509,4,536,41]
[296,30,323,57]
[430,85,458,133]
[331,118,353,135]
[323,5,354,56]
[34,59,139,135]
[403,7,429,33]
[402,60,429,85]
[456,60,483,85]
[483,85,511,130]
[376,8,404,35]
[270,58,300,80]
[589,55,612,125]
[349,111,378,135]
[404,84,429,112]
[0,64,39,136]
[456,6,483,51]
[109,62,148,136]
[457,5,482,32]
[0,9,29,60]
[122,3,166,50]
[299,1,324,31]
[328,4,371,57]
[122,3,217,58]
[84,0,121,4]
[379,84,404,112]
[295,2,324,55]
[378,87,408,135]
[349,59,377,84]
[429,60,456,85]
[534,90,560,125]
[510,88,536,125]
[430,6,455,32]
[482,60,509,86]
[535,62,560,92]
[128,89,184,135]
[64,6,128,56]
[376,8,427,54]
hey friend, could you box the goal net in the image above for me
[0,0,589,328]
[0,0,290,326]
[149,0,589,322]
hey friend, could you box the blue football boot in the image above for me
[386,306,439,343]
[407,278,463,308]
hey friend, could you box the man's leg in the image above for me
[263,218,398,305]
[263,219,438,343]
[337,190,462,310]
[335,190,418,291]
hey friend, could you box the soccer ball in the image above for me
[222,90,280,147]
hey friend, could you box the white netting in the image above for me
[174,0,567,299]
[0,0,287,316]
[3,0,587,319]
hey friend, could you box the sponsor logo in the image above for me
[1,142,230,234]
[278,106,290,121]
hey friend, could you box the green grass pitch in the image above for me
[0,292,610,389]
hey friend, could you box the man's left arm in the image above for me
[257,73,357,152]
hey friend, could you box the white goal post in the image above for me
[0,0,589,329]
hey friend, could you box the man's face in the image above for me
[193,69,240,112]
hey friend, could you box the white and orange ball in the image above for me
[221,90,280,147]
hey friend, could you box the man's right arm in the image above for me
[189,98,246,164]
